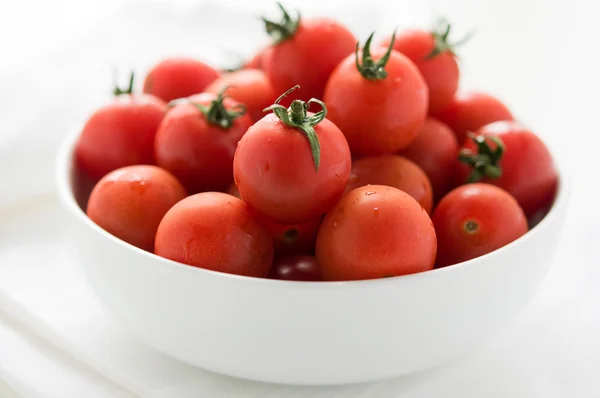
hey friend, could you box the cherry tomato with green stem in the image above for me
[270,255,321,281]
[399,117,459,201]
[456,121,558,219]
[324,31,428,156]
[234,85,351,224]
[316,185,437,281]
[346,155,433,214]
[432,183,528,267]
[155,89,252,194]
[87,165,187,252]
[75,72,166,182]
[143,58,219,102]
[261,3,356,104]
[433,91,514,144]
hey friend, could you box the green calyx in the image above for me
[458,133,505,183]
[262,2,300,45]
[263,85,326,171]
[426,18,473,59]
[355,30,396,81]
[191,86,246,130]
[113,71,135,96]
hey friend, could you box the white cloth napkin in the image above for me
[1,1,599,397]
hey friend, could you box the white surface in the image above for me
[0,0,598,396]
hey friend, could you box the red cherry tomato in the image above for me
[204,69,276,122]
[316,185,437,281]
[270,256,321,281]
[143,58,219,102]
[381,22,463,114]
[262,4,355,103]
[324,33,428,156]
[87,165,187,252]
[432,183,528,267]
[155,91,252,194]
[234,87,351,224]
[346,155,433,214]
[75,74,166,181]
[244,46,271,70]
[433,91,514,144]
[227,183,321,256]
[399,117,459,201]
[155,192,273,277]
[456,121,558,218]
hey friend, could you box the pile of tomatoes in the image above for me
[75,3,558,282]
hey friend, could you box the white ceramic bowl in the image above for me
[56,127,569,385]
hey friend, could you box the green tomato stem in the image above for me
[458,133,505,183]
[192,85,246,130]
[262,2,300,45]
[113,71,135,96]
[355,30,396,80]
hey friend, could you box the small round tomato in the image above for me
[261,4,356,103]
[87,165,187,252]
[433,91,514,144]
[75,73,166,181]
[234,87,351,224]
[143,58,219,102]
[316,185,437,281]
[457,121,558,218]
[155,192,273,277]
[399,117,459,201]
[433,183,528,267]
[324,32,428,156]
[204,69,276,122]
[155,91,252,194]
[227,183,321,256]
[381,20,465,113]
[346,155,433,214]
[270,256,321,281]
[244,46,271,70]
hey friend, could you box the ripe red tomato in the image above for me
[143,58,219,102]
[227,183,321,256]
[324,33,428,156]
[75,74,166,181]
[261,4,355,102]
[346,155,433,214]
[381,21,465,113]
[155,91,252,194]
[270,256,321,281]
[399,117,459,201]
[433,91,514,144]
[244,46,271,70]
[456,121,558,218]
[87,165,187,252]
[155,192,273,277]
[316,185,437,281]
[204,69,276,122]
[432,183,528,267]
[234,87,351,224]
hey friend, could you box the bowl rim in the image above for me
[56,121,571,288]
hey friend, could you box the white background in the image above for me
[0,0,598,397]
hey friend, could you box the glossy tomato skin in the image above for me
[433,92,514,144]
[204,69,276,122]
[346,155,433,214]
[227,183,321,256]
[234,113,351,224]
[433,183,528,267]
[457,121,558,218]
[270,255,321,281]
[324,48,428,156]
[75,94,166,181]
[244,46,272,70]
[263,18,356,103]
[143,58,219,102]
[87,165,187,252]
[399,117,459,201]
[155,93,253,194]
[155,192,273,277]
[316,185,437,281]
[381,29,459,114]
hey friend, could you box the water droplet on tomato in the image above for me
[373,207,379,216]
[365,191,376,196]
[332,221,338,228]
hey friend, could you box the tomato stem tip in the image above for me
[191,85,247,129]
[262,2,300,45]
[426,18,474,59]
[355,30,396,80]
[113,71,135,96]
[458,133,505,183]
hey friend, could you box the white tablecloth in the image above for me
[0,0,598,397]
